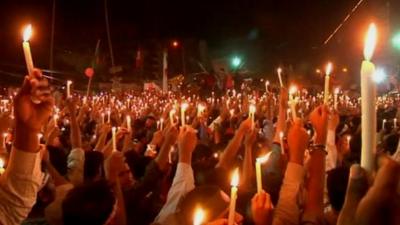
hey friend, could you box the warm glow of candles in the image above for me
[360,23,378,172]
[22,24,34,76]
[255,152,272,193]
[249,104,256,129]
[160,118,164,130]
[169,109,176,125]
[193,207,205,225]
[66,80,73,98]
[197,104,205,117]
[364,23,377,61]
[126,115,131,132]
[334,87,340,110]
[228,168,239,225]
[0,158,4,175]
[324,62,333,104]
[181,103,189,126]
[277,67,283,87]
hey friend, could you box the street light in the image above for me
[231,56,242,68]
[392,32,400,50]
[172,40,179,48]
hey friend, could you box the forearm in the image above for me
[217,129,245,169]
[46,161,68,186]
[70,113,82,148]
[108,175,127,225]
[273,105,286,143]
[15,127,39,153]
[122,133,132,152]
[95,132,108,151]
[241,146,253,189]
[304,151,325,217]
[155,142,172,170]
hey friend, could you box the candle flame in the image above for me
[279,131,284,138]
[181,102,189,111]
[334,87,340,94]
[231,168,239,187]
[325,62,333,76]
[277,67,282,75]
[249,104,256,114]
[289,85,298,95]
[364,23,377,61]
[23,24,32,42]
[193,207,205,225]
[257,151,272,164]
[0,158,4,168]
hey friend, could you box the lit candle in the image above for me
[169,109,176,125]
[277,67,284,87]
[228,168,239,225]
[2,133,7,150]
[181,103,189,126]
[265,80,270,93]
[255,152,272,194]
[112,127,117,152]
[101,112,105,124]
[107,109,111,123]
[382,119,387,130]
[360,23,377,172]
[126,115,131,132]
[0,158,4,175]
[197,104,205,117]
[324,62,333,105]
[289,85,298,120]
[334,87,340,110]
[160,118,164,130]
[394,118,397,129]
[22,24,34,76]
[53,114,59,127]
[37,133,43,143]
[249,104,256,129]
[66,80,73,98]
[193,207,205,225]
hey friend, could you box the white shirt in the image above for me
[0,148,42,225]
[153,162,195,225]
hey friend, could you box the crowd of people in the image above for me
[0,68,398,225]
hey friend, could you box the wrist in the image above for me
[14,126,40,152]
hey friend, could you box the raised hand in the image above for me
[14,69,54,152]
[287,119,309,165]
[309,105,329,144]
[178,126,198,164]
[251,191,273,225]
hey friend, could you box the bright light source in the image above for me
[342,67,348,72]
[315,69,321,74]
[373,68,386,83]
[172,41,179,47]
[231,56,241,68]
[392,32,400,50]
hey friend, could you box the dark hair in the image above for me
[179,185,228,225]
[47,146,68,176]
[62,180,115,225]
[124,150,151,179]
[84,151,104,182]
[327,167,349,212]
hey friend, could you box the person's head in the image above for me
[327,167,349,212]
[145,116,156,128]
[178,185,229,225]
[84,151,104,182]
[62,180,116,225]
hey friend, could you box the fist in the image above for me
[251,191,273,225]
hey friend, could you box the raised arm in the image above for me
[273,88,288,143]
[0,69,54,225]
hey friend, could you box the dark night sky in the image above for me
[0,0,398,82]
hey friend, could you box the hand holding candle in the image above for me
[277,67,284,87]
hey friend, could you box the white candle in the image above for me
[181,103,189,126]
[197,104,205,117]
[360,23,377,172]
[107,110,111,123]
[160,118,164,130]
[0,158,4,175]
[334,87,340,110]
[289,85,298,120]
[22,25,34,76]
[169,109,176,125]
[228,168,239,225]
[66,80,73,98]
[112,127,117,152]
[126,115,131,132]
[255,152,272,194]
[382,119,386,130]
[277,67,284,87]
[394,118,397,129]
[2,133,7,150]
[249,104,256,129]
[324,62,333,105]
[101,113,105,124]
[193,208,205,225]
[265,80,270,93]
